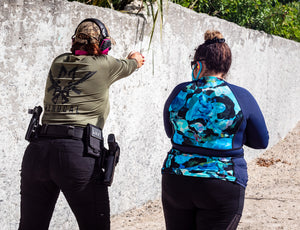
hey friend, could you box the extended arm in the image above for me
[107,52,145,85]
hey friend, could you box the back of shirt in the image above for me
[164,76,269,155]
[168,76,243,150]
[42,53,137,128]
[162,75,269,187]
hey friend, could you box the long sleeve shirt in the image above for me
[162,76,269,187]
[42,53,137,129]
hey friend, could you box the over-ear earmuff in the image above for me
[73,18,112,55]
[191,61,203,81]
[99,38,111,54]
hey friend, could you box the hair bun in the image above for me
[204,30,224,41]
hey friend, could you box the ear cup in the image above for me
[99,39,111,55]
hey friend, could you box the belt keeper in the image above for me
[67,126,75,137]
[41,124,48,134]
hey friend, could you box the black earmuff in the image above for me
[73,18,111,53]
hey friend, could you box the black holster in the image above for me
[103,134,120,186]
[25,106,43,141]
[84,124,120,186]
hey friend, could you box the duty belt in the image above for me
[39,124,85,139]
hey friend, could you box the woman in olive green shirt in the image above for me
[19,18,144,230]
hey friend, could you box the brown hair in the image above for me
[71,43,102,56]
[70,33,102,56]
[194,30,231,77]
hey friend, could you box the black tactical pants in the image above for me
[162,174,245,230]
[18,138,110,230]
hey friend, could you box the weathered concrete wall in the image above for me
[0,0,299,229]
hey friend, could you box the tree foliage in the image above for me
[171,0,300,42]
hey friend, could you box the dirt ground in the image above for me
[111,122,300,230]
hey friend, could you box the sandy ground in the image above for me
[111,121,300,230]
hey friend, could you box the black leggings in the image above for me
[18,138,110,230]
[162,174,245,230]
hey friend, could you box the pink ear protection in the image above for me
[73,18,112,55]
[99,38,111,55]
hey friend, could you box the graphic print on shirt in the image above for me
[169,76,243,150]
[47,66,96,104]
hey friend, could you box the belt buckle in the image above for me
[67,126,75,137]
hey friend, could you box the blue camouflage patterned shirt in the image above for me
[162,76,269,187]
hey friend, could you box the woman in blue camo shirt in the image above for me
[161,30,269,230]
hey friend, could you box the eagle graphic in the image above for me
[47,66,96,104]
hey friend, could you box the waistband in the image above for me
[172,143,244,158]
[39,124,85,139]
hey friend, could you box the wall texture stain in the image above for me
[0,0,299,229]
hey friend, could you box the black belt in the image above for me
[39,124,85,139]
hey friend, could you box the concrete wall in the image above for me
[1,0,299,229]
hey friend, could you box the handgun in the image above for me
[25,106,43,141]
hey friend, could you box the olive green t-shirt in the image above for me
[42,53,137,129]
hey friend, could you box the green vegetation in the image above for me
[68,0,300,42]
[171,0,300,42]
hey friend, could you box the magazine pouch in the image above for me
[85,124,104,158]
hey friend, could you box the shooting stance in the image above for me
[19,18,144,230]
